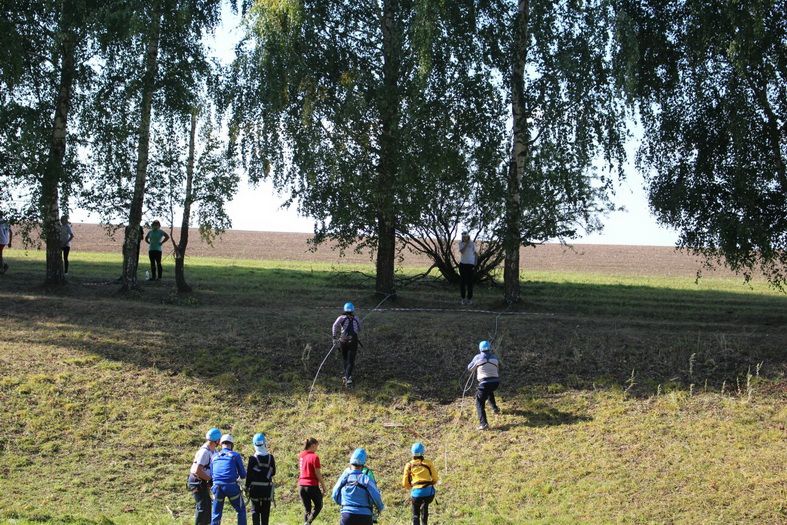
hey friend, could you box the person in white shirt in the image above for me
[457,231,478,305]
[0,213,12,274]
[60,215,74,275]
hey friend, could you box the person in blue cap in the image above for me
[188,428,222,525]
[245,433,276,525]
[466,340,501,430]
[211,434,247,525]
[332,302,362,387]
[402,442,438,525]
[331,448,384,525]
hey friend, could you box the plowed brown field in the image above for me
[62,222,735,278]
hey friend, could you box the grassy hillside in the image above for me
[1,252,785,524]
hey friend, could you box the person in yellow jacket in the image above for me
[402,442,438,525]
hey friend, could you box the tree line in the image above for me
[1,0,784,298]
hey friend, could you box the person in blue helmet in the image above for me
[332,448,384,525]
[188,428,222,525]
[466,340,501,430]
[211,434,247,525]
[332,302,362,387]
[402,442,438,525]
[245,433,276,525]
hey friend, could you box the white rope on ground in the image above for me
[306,293,394,407]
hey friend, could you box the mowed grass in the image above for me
[0,251,786,525]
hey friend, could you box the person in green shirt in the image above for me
[145,220,169,281]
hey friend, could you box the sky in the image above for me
[73,4,681,247]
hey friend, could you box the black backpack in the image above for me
[339,315,358,343]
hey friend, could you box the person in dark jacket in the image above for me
[245,433,276,525]
[332,302,362,387]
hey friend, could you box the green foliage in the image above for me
[616,0,787,287]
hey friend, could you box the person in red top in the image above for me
[298,437,326,525]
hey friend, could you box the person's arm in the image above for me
[368,478,385,513]
[236,453,247,480]
[67,227,74,244]
[458,241,467,253]
[402,463,411,489]
[270,455,276,478]
[192,463,211,481]
[315,467,326,493]
[161,231,170,243]
[467,355,480,371]
[144,231,151,244]
[332,317,341,339]
[331,475,343,505]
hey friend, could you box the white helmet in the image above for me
[220,434,235,445]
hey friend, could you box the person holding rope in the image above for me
[245,433,276,525]
[210,434,247,525]
[402,442,438,525]
[331,448,385,525]
[467,340,501,430]
[188,427,222,525]
[332,302,362,388]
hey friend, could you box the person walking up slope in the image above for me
[467,340,501,430]
[332,302,362,387]
[332,448,384,525]
[245,433,276,525]
[210,434,247,525]
[402,443,438,525]
[299,438,326,525]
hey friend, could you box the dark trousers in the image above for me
[250,498,271,525]
[459,263,475,299]
[149,250,162,279]
[340,339,358,379]
[299,485,323,523]
[62,246,70,273]
[192,483,212,525]
[476,381,499,426]
[412,495,434,525]
[340,514,373,525]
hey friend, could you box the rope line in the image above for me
[306,293,394,407]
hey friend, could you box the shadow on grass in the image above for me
[1,258,785,406]
[502,407,593,428]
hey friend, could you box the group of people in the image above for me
[0,214,171,281]
[188,432,438,525]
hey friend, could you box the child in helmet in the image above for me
[188,428,222,525]
[402,442,439,525]
[332,302,362,387]
[245,433,276,525]
[467,340,501,430]
[331,448,384,525]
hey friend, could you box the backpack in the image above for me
[408,459,434,488]
[339,315,358,343]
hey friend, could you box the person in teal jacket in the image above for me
[331,448,384,525]
[145,220,169,280]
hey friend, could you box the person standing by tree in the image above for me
[0,213,12,274]
[145,220,169,281]
[458,232,478,305]
[467,340,501,430]
[332,303,362,387]
[298,437,326,525]
[188,427,222,525]
[245,433,276,525]
[60,215,74,276]
[402,442,438,525]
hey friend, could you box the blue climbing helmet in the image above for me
[205,428,222,442]
[350,448,367,466]
[252,433,267,446]
[411,442,425,456]
[479,340,492,352]
[344,302,355,313]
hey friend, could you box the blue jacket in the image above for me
[332,468,384,516]
[211,447,247,485]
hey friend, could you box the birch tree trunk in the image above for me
[375,0,400,296]
[42,3,78,286]
[174,110,197,293]
[121,0,163,291]
[503,0,530,304]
